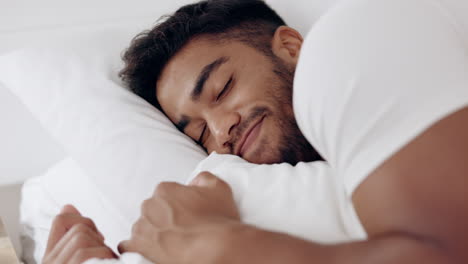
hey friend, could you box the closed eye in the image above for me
[216,76,233,101]
[198,76,232,147]
[198,124,207,145]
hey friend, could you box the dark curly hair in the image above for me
[119,0,286,111]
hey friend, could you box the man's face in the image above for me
[157,31,317,165]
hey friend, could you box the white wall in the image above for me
[0,87,64,185]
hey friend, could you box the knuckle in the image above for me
[193,171,228,189]
[75,248,86,257]
[80,217,96,229]
[70,223,90,235]
[102,247,115,258]
[131,218,144,235]
[155,181,179,196]
[52,214,65,226]
[70,232,93,248]
[140,199,153,215]
[198,171,213,178]
[194,172,212,184]
[118,240,131,254]
[73,249,90,263]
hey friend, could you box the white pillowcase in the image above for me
[0,26,207,244]
[2,1,343,262]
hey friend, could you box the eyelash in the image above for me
[198,124,207,144]
[198,76,234,145]
[216,76,233,101]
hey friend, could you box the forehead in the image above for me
[156,37,260,121]
[156,38,219,118]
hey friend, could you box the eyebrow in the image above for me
[191,56,230,101]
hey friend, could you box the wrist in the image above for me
[218,222,255,263]
[195,221,253,264]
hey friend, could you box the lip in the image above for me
[236,115,266,157]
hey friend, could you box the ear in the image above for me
[271,26,304,64]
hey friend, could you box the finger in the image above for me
[154,181,184,197]
[190,171,229,190]
[55,231,103,264]
[118,238,148,255]
[60,204,81,215]
[140,197,172,228]
[46,214,101,254]
[117,240,132,254]
[131,217,153,237]
[69,246,117,264]
[48,224,104,263]
[190,172,240,219]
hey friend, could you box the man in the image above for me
[43,0,468,263]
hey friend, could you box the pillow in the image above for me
[3,1,343,262]
[2,0,341,229]
[21,157,129,263]
[22,152,364,263]
[22,157,194,264]
[0,26,206,250]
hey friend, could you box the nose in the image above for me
[206,110,240,148]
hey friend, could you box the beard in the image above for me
[264,54,322,165]
[212,41,322,165]
[226,53,322,165]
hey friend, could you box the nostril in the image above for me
[228,123,236,135]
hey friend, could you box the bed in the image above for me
[0,0,339,262]
[2,0,467,263]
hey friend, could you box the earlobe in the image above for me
[271,26,304,63]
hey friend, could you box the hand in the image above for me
[43,205,117,264]
[118,172,242,264]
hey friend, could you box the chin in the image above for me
[242,135,283,164]
[244,151,282,165]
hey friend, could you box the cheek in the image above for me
[262,117,283,145]
[235,67,274,100]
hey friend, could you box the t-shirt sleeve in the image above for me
[294,0,468,201]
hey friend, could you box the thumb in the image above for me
[189,171,226,188]
[190,172,239,219]
[60,204,81,215]
[189,172,233,196]
[117,240,134,254]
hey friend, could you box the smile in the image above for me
[237,115,266,157]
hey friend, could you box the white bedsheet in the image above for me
[22,152,361,264]
[188,154,358,243]
[81,153,361,264]
[81,0,468,263]
[85,253,153,264]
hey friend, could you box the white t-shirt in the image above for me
[294,0,468,238]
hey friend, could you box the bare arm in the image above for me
[351,106,468,262]
[120,108,468,264]
[43,205,117,264]
[220,107,468,264]
[222,223,451,264]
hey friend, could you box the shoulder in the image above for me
[294,0,468,190]
[293,0,468,244]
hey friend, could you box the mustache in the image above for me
[227,106,269,154]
